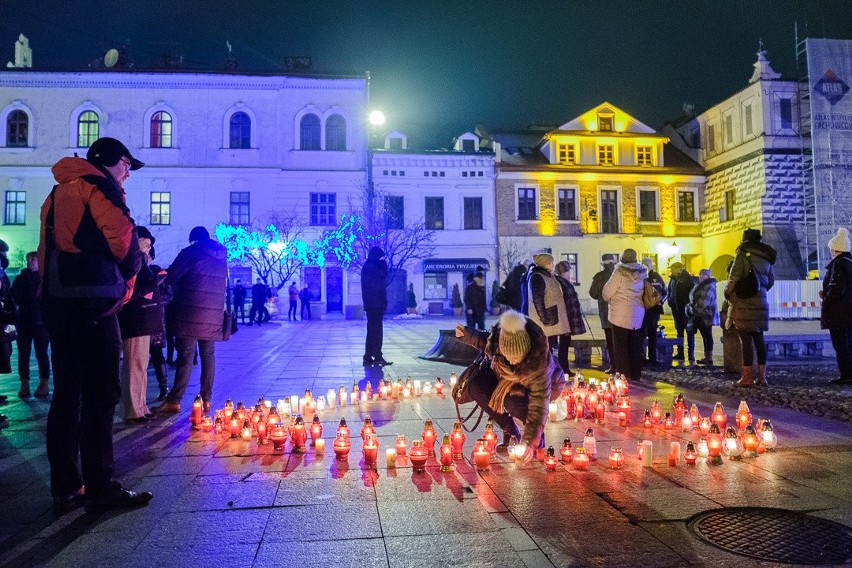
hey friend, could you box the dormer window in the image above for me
[557,143,576,165]
[462,139,475,152]
[598,114,613,132]
[388,137,403,150]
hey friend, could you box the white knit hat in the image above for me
[498,310,531,365]
[828,227,851,253]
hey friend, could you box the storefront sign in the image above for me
[422,258,489,272]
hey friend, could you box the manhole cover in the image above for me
[688,508,852,565]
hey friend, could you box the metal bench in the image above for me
[763,334,831,360]
[569,338,609,367]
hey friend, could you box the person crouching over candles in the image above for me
[455,310,564,463]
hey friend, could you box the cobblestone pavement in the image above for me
[1,315,851,567]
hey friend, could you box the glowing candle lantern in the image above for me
[360,417,376,440]
[573,447,590,470]
[513,443,528,463]
[291,415,307,453]
[223,398,234,420]
[338,386,347,406]
[741,425,759,458]
[560,438,573,464]
[214,416,223,435]
[314,438,325,454]
[270,424,287,451]
[236,401,247,422]
[595,401,605,424]
[333,432,352,460]
[663,412,674,430]
[379,383,389,400]
[435,378,444,395]
[316,396,327,412]
[423,382,432,395]
[473,439,491,471]
[641,440,654,467]
[266,410,280,427]
[410,441,429,472]
[588,389,598,406]
[616,397,631,426]
[402,385,411,399]
[735,400,752,431]
[650,400,662,424]
[673,393,686,425]
[668,442,681,466]
[310,415,323,446]
[439,434,454,472]
[395,435,408,458]
[507,435,519,461]
[337,418,350,438]
[449,372,458,387]
[251,404,263,430]
[327,389,336,408]
[723,426,742,460]
[760,419,777,451]
[363,434,379,468]
[201,415,213,433]
[364,382,373,399]
[583,428,597,461]
[548,402,557,421]
[277,398,289,417]
[699,417,712,436]
[228,413,242,438]
[482,421,498,456]
[689,403,701,426]
[423,419,438,455]
[643,410,653,429]
[386,448,397,467]
[256,420,269,444]
[405,377,413,393]
[608,447,623,469]
[684,441,698,465]
[451,421,466,459]
[707,423,723,465]
[681,413,693,432]
[351,384,360,405]
[711,402,728,431]
[544,446,559,471]
[413,380,422,396]
[697,438,709,459]
[240,421,253,441]
[190,395,204,430]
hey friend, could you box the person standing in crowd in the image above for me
[820,227,852,386]
[248,278,268,325]
[602,248,647,382]
[463,273,475,327]
[361,246,391,367]
[667,262,696,362]
[118,227,162,424]
[640,258,667,366]
[554,260,586,376]
[39,137,151,514]
[232,279,246,324]
[0,239,14,419]
[12,251,50,398]
[300,284,312,321]
[726,228,776,387]
[688,269,719,365]
[527,251,570,361]
[588,254,616,372]
[153,226,227,414]
[288,281,299,321]
[464,271,487,331]
[455,310,564,459]
[148,254,169,402]
[501,259,531,312]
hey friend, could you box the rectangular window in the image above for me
[598,115,613,131]
[636,145,653,166]
[463,197,483,230]
[677,190,696,222]
[384,196,404,230]
[598,144,614,165]
[744,104,753,136]
[4,190,25,225]
[638,189,658,221]
[721,190,735,222]
[642,253,659,272]
[557,187,577,221]
[707,124,716,153]
[780,98,793,129]
[462,139,475,152]
[424,272,448,300]
[517,186,537,220]
[724,114,733,144]
[599,189,620,233]
[310,192,336,226]
[389,138,403,150]
[559,253,579,285]
[557,144,576,164]
[229,192,250,225]
[150,192,171,225]
[425,197,444,230]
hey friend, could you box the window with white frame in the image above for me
[677,189,697,222]
[463,197,483,230]
[724,113,734,145]
[230,192,250,225]
[598,114,613,131]
[150,192,171,225]
[557,143,576,164]
[425,197,444,230]
[638,188,658,221]
[557,187,577,221]
[384,195,404,230]
[229,111,251,149]
[150,111,172,148]
[424,272,448,300]
[636,145,653,166]
[77,111,99,147]
[6,110,28,148]
[559,253,579,284]
[744,104,753,136]
[720,189,735,222]
[780,98,793,130]
[300,113,321,150]
[516,186,537,220]
[325,114,346,151]
[597,144,614,165]
[4,190,25,225]
[310,192,336,226]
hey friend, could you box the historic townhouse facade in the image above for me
[0,69,372,314]
[481,102,705,309]
[371,131,497,314]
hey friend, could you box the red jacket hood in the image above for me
[51,157,105,184]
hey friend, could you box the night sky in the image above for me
[2,1,851,146]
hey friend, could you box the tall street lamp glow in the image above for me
[369,110,386,127]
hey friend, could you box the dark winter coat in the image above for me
[457,317,564,448]
[0,267,13,373]
[821,252,852,330]
[645,270,668,316]
[361,246,388,311]
[464,280,486,316]
[251,282,268,306]
[11,268,44,331]
[556,275,586,335]
[725,241,776,332]
[588,265,614,329]
[688,278,719,329]
[164,238,228,341]
[118,262,163,339]
[232,284,246,305]
[503,264,528,312]
[528,265,569,336]
[667,270,695,316]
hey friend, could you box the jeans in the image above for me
[45,304,122,500]
[672,309,694,356]
[167,337,216,404]
[737,330,767,366]
[642,311,660,362]
[301,301,311,320]
[234,302,245,323]
[611,324,644,381]
[697,324,714,358]
[829,327,852,380]
[16,327,50,381]
[364,308,385,361]
[288,300,298,320]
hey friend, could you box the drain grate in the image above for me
[688,508,852,565]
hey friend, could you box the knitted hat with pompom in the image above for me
[498,310,531,365]
[828,227,851,253]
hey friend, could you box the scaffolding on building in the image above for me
[795,23,819,274]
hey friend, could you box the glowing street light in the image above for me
[369,110,386,127]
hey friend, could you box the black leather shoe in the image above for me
[85,485,152,514]
[124,416,150,424]
[374,358,393,367]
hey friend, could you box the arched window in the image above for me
[77,111,99,147]
[325,114,346,151]
[6,110,28,147]
[300,113,321,150]
[229,111,251,149]
[150,111,172,148]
